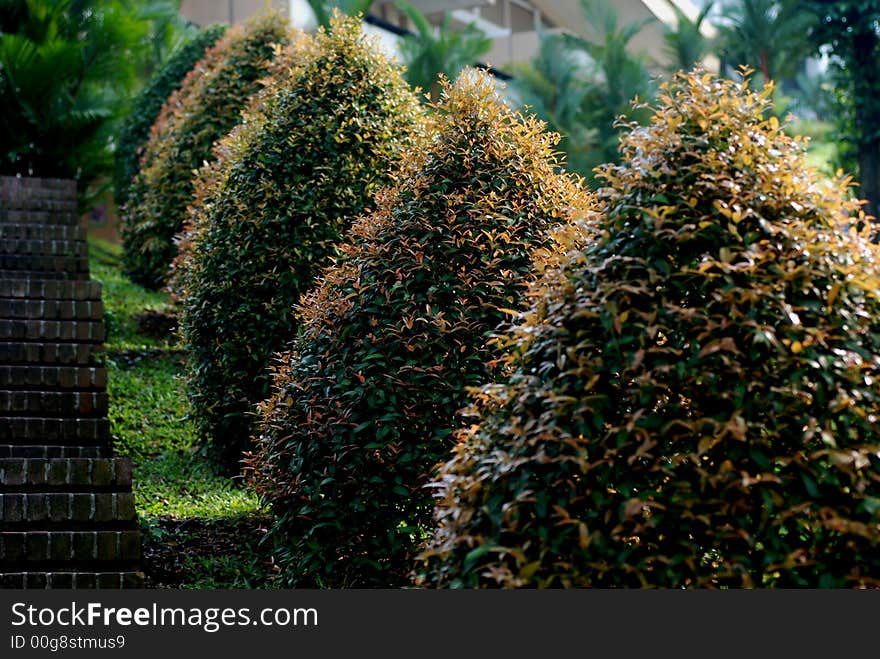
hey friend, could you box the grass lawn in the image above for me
[88,236,278,588]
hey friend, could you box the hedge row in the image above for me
[173,15,426,474]
[113,24,227,209]
[120,11,291,289]
[244,70,593,586]
[414,71,880,589]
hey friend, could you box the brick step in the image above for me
[0,319,104,342]
[0,366,107,391]
[0,456,130,489]
[0,446,110,459]
[0,270,81,280]
[0,571,143,589]
[0,418,110,444]
[1,239,88,257]
[0,530,141,564]
[0,205,78,220]
[0,280,101,301]
[0,254,89,275]
[0,177,77,201]
[0,224,85,242]
[0,391,108,416]
[0,493,135,523]
[0,342,99,366]
[0,299,103,321]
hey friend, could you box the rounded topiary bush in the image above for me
[413,70,880,589]
[120,11,291,288]
[174,15,425,475]
[113,23,227,210]
[244,70,593,587]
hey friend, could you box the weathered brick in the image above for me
[0,299,101,321]
[0,239,87,257]
[119,531,140,560]
[0,366,107,390]
[0,573,24,588]
[26,532,49,561]
[72,532,96,560]
[1,494,24,522]
[114,459,132,486]
[48,459,70,485]
[71,494,94,521]
[0,254,87,273]
[48,572,73,588]
[0,319,103,343]
[115,494,135,521]
[0,533,25,561]
[49,532,72,561]
[91,459,113,486]
[96,532,118,561]
[0,173,141,588]
[96,573,122,589]
[67,458,90,485]
[26,493,48,522]
[94,494,113,522]
[25,573,47,588]
[0,279,100,300]
[1,458,24,485]
[47,493,69,521]
[27,458,46,485]
[0,224,85,242]
[74,572,96,588]
[0,391,108,416]
[122,572,144,588]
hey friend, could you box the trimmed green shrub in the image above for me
[120,11,291,289]
[244,70,593,587]
[173,15,425,475]
[414,70,880,589]
[113,24,227,209]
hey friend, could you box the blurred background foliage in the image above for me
[0,0,194,209]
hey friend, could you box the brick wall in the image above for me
[0,176,143,588]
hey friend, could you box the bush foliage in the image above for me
[174,15,425,474]
[120,12,291,288]
[414,70,880,589]
[245,71,592,587]
[113,24,227,209]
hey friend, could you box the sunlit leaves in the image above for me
[415,69,880,589]
[120,12,292,288]
[244,70,593,587]
[172,14,424,474]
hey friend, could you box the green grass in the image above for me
[106,352,262,519]
[88,236,266,586]
[88,237,174,351]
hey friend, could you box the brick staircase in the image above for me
[0,177,143,588]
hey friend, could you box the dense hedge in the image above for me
[113,24,227,209]
[120,12,291,288]
[414,70,880,589]
[173,15,425,475]
[244,71,593,586]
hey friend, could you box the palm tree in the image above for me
[563,0,656,171]
[663,0,714,73]
[0,0,190,208]
[510,33,598,176]
[396,0,492,103]
[305,0,376,29]
[509,0,656,180]
[717,0,813,83]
